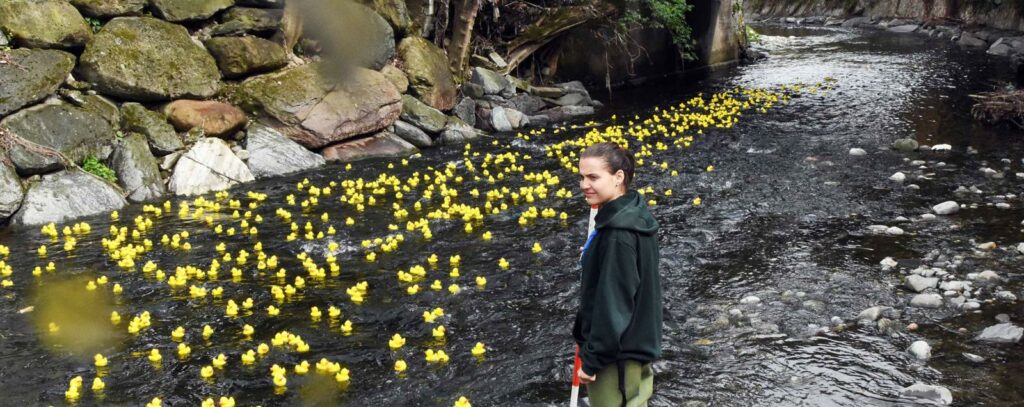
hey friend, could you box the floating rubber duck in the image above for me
[94,353,108,367]
[294,360,310,375]
[91,377,105,391]
[171,326,185,341]
[241,350,256,364]
[388,334,406,350]
[406,284,420,295]
[310,306,322,320]
[334,368,350,383]
[532,242,542,253]
[476,276,487,287]
[498,258,510,270]
[471,342,486,356]
[432,325,446,338]
[448,284,461,294]
[203,325,215,339]
[65,376,82,399]
[328,306,341,318]
[340,320,353,334]
[212,353,227,369]
[146,397,162,407]
[693,197,702,206]
[394,359,407,373]
[243,324,255,336]
[177,343,191,358]
[148,348,162,363]
[430,280,442,291]
[453,396,471,407]
[201,365,215,379]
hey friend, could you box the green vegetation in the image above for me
[745,25,761,44]
[84,17,103,33]
[82,155,117,183]
[617,0,698,60]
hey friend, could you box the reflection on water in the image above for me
[1,22,1023,406]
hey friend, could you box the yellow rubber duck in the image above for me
[406,284,420,295]
[294,360,310,375]
[453,396,472,407]
[388,333,406,350]
[476,276,487,287]
[532,242,542,253]
[394,359,407,373]
[91,377,105,391]
[267,305,280,316]
[177,343,191,358]
[448,284,461,294]
[432,325,446,338]
[203,325,214,339]
[328,306,341,318]
[334,368,350,383]
[430,280,442,290]
[498,258,510,270]
[148,348,162,363]
[242,324,255,336]
[241,350,256,364]
[171,326,185,341]
[94,353,108,367]
[257,343,270,355]
[471,342,486,356]
[341,320,353,334]
[212,353,227,369]
[201,365,215,379]
[310,306,322,320]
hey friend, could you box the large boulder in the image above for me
[393,120,432,148]
[205,35,288,78]
[120,103,184,156]
[0,0,92,49]
[210,7,282,37]
[320,131,418,162]
[231,62,401,148]
[1,101,116,175]
[164,100,248,138]
[168,137,254,196]
[300,0,395,70]
[110,133,166,202]
[470,67,511,96]
[69,0,146,18]
[400,95,447,134]
[0,160,24,223]
[150,0,235,22]
[245,123,325,179]
[975,323,1023,343]
[381,64,410,93]
[0,49,76,117]
[12,170,127,226]
[398,36,457,111]
[439,118,478,145]
[78,17,221,101]
[370,0,413,35]
[63,92,121,127]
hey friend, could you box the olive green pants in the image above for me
[585,360,653,407]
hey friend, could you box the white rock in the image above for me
[906,275,939,292]
[961,301,981,310]
[900,383,953,405]
[1016,242,1024,255]
[12,170,127,226]
[931,144,952,151]
[963,352,985,363]
[976,323,1023,343]
[970,270,1001,283]
[856,306,891,321]
[740,295,761,305]
[994,291,1017,301]
[848,148,867,156]
[880,257,898,271]
[908,340,932,360]
[886,226,905,235]
[932,201,959,215]
[910,293,943,308]
[867,225,889,233]
[920,213,936,221]
[889,172,906,182]
[168,137,255,196]
[245,123,325,179]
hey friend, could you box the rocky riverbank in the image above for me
[0,0,601,227]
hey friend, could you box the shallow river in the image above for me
[0,23,1022,406]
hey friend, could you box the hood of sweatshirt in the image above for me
[593,190,659,235]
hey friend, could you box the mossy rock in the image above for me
[69,0,146,18]
[121,103,184,156]
[398,36,456,111]
[0,48,76,117]
[368,0,413,36]
[12,169,127,226]
[110,133,166,202]
[78,17,221,101]
[0,159,23,223]
[1,101,116,175]
[150,0,235,22]
[0,0,92,49]
[231,62,401,148]
[205,36,288,78]
[210,7,282,37]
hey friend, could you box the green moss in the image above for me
[82,155,117,183]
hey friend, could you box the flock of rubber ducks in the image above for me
[0,82,831,406]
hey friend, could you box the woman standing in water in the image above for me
[574,142,662,407]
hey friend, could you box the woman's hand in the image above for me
[577,368,596,384]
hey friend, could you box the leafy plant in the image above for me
[84,17,103,33]
[82,155,117,183]
[745,25,761,44]
[648,0,698,60]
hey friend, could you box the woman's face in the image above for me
[579,157,625,206]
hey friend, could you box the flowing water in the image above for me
[0,23,1022,406]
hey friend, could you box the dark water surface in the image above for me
[0,24,1022,406]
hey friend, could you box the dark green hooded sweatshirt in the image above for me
[573,190,662,376]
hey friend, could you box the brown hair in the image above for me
[581,142,636,188]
